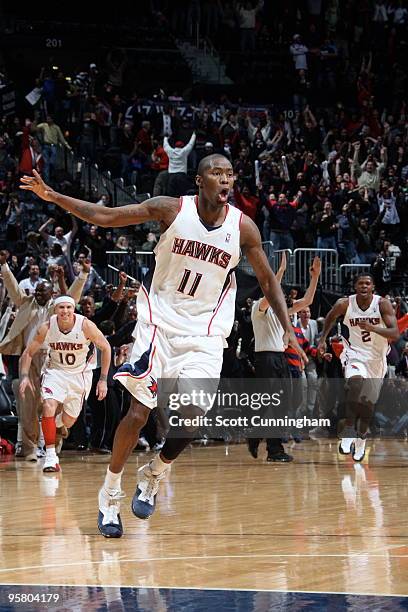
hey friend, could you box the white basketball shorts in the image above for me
[41,369,93,418]
[113,321,224,411]
[342,351,387,404]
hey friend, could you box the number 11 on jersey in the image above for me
[177,269,203,297]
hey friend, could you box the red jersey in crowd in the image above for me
[233,187,259,221]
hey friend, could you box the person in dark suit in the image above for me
[396,342,408,379]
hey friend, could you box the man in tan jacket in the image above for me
[0,251,90,460]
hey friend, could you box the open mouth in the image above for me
[218,188,229,203]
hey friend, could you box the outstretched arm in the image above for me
[38,217,53,241]
[289,257,321,314]
[258,252,287,311]
[317,298,348,355]
[240,216,307,362]
[19,323,49,396]
[0,251,27,307]
[357,298,399,341]
[56,266,68,295]
[21,170,178,228]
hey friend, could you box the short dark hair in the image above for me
[354,273,375,284]
[197,154,231,177]
[99,320,115,336]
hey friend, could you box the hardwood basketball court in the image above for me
[1,440,408,609]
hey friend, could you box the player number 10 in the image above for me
[58,353,76,365]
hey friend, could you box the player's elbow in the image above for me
[259,276,273,297]
[390,328,400,341]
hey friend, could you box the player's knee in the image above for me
[127,402,150,429]
[42,401,57,417]
[172,404,205,434]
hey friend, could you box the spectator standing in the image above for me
[163,132,196,197]
[266,192,300,251]
[34,116,72,183]
[337,202,357,263]
[353,142,387,192]
[297,307,319,418]
[5,194,23,243]
[83,225,108,276]
[290,35,309,74]
[313,200,338,250]
[19,124,44,177]
[237,1,264,52]
[18,264,46,296]
[38,216,78,259]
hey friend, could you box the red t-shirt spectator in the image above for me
[151,145,169,171]
[234,186,259,221]
[136,126,153,155]
[19,127,44,176]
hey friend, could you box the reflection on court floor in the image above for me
[2,585,408,611]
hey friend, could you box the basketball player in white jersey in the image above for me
[19,296,111,472]
[317,274,399,461]
[21,160,305,538]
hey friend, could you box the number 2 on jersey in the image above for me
[361,331,371,343]
[177,269,203,297]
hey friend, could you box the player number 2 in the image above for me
[361,331,371,343]
[177,269,203,297]
[58,353,76,365]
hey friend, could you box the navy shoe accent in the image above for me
[97,510,123,538]
[131,486,156,520]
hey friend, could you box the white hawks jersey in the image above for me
[43,314,95,374]
[137,195,242,338]
[342,294,388,361]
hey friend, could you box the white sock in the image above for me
[46,445,57,458]
[55,412,64,428]
[104,468,123,492]
[150,453,171,475]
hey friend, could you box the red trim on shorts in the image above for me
[239,211,243,229]
[141,284,153,323]
[178,196,183,212]
[114,346,156,381]
[207,275,233,335]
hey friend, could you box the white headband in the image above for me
[54,296,76,308]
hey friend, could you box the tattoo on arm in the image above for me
[75,204,98,218]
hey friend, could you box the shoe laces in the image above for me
[140,466,167,503]
[104,489,125,524]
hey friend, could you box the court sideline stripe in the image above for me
[0,582,407,598]
[1,550,408,575]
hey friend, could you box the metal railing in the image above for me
[293,248,338,293]
[339,264,372,294]
[103,248,403,297]
[56,154,406,296]
[78,158,145,207]
[238,246,368,294]
[106,251,154,284]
